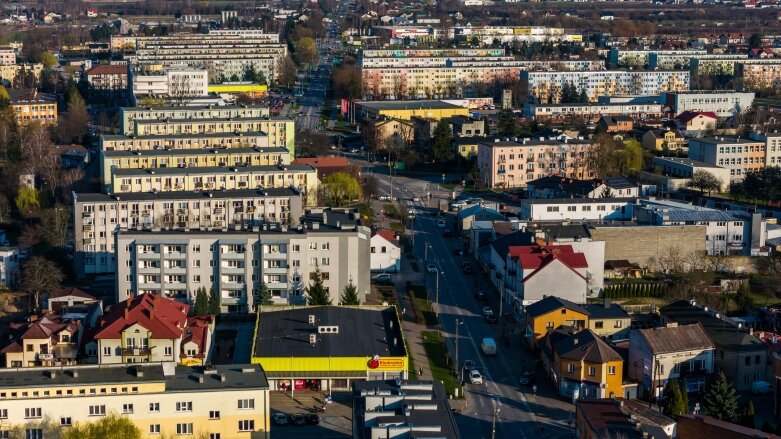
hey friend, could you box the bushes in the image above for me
[605,282,667,299]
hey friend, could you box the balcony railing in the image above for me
[121,347,152,356]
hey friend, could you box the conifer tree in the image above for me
[193,287,209,316]
[207,286,221,315]
[306,268,332,305]
[661,379,686,417]
[703,371,739,422]
[340,278,360,305]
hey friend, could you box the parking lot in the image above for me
[270,391,352,439]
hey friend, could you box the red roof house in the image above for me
[505,245,590,306]
[1,313,81,367]
[292,157,354,179]
[675,111,718,132]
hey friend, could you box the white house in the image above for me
[503,244,589,308]
[518,198,635,222]
[0,246,20,289]
[371,229,401,272]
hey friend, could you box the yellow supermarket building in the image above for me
[251,305,408,392]
[355,100,470,122]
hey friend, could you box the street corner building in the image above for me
[250,305,408,392]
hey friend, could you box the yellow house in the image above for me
[542,328,624,400]
[641,129,688,152]
[583,301,631,340]
[524,296,590,344]
[0,363,270,439]
[1,315,80,368]
[453,137,482,159]
[252,306,408,393]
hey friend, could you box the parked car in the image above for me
[482,306,493,317]
[519,371,534,386]
[437,219,446,228]
[291,413,306,425]
[426,263,438,274]
[464,360,476,370]
[306,413,320,425]
[469,370,483,385]
[371,273,393,285]
[474,291,486,302]
[272,413,289,426]
[378,195,392,201]
[412,196,421,202]
[461,262,473,274]
[485,314,498,324]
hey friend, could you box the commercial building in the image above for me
[688,135,775,182]
[252,306,407,392]
[0,363,270,439]
[608,48,706,69]
[523,102,664,121]
[476,138,594,188]
[355,100,470,122]
[660,91,755,118]
[72,188,304,277]
[114,209,370,309]
[661,299,769,391]
[522,70,689,104]
[9,98,57,126]
[651,157,731,191]
[628,322,715,400]
[353,380,461,439]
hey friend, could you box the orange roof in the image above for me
[86,64,127,76]
[92,294,188,340]
[374,229,398,243]
[292,157,349,168]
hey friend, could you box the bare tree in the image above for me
[22,256,63,312]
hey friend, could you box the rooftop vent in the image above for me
[308,314,316,325]
[309,334,317,346]
[318,325,339,334]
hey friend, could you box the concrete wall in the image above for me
[590,225,706,267]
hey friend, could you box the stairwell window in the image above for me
[608,366,616,375]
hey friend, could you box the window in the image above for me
[238,399,255,409]
[60,417,72,427]
[176,401,193,412]
[25,430,42,439]
[177,423,193,435]
[103,346,111,356]
[309,242,317,250]
[149,402,160,412]
[25,408,42,419]
[122,403,134,414]
[588,366,595,376]
[89,405,106,416]
[756,355,761,364]
[745,356,751,366]
[546,321,554,329]
[614,320,622,328]
[608,366,616,375]
[567,363,575,373]
[209,434,221,439]
[165,346,173,356]
[594,321,604,329]
[0,409,6,419]
[209,410,220,419]
[238,420,255,431]
[546,206,560,212]
[149,424,160,435]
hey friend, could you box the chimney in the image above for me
[48,370,57,379]
[750,327,754,336]
[124,307,129,320]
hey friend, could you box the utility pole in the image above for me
[455,319,462,382]
[436,269,443,311]
[424,241,430,262]
[388,155,393,201]
[491,404,500,439]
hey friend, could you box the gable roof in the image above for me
[639,323,714,354]
[181,315,213,359]
[660,300,767,352]
[372,229,400,246]
[1,314,80,353]
[508,244,588,282]
[554,329,623,363]
[86,64,127,76]
[675,110,718,124]
[584,303,630,319]
[48,287,96,300]
[92,294,189,340]
[525,295,589,318]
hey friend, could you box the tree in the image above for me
[62,89,89,143]
[496,109,518,136]
[734,282,754,311]
[278,55,298,87]
[431,120,454,163]
[306,267,332,305]
[15,187,40,213]
[255,281,274,308]
[22,256,64,312]
[741,400,756,429]
[207,286,221,315]
[41,52,57,69]
[661,379,686,417]
[340,278,360,305]
[680,377,690,414]
[295,37,318,67]
[0,85,9,108]
[322,172,362,206]
[687,170,723,196]
[193,287,209,315]
[621,139,645,175]
[703,371,739,422]
[62,413,141,439]
[749,33,763,49]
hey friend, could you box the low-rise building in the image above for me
[504,244,590,306]
[675,111,718,132]
[598,115,634,133]
[0,246,20,288]
[576,398,676,439]
[85,64,129,90]
[1,314,81,368]
[10,97,57,126]
[523,102,664,122]
[518,198,633,222]
[661,91,754,118]
[355,100,470,122]
[353,379,460,439]
[525,296,590,344]
[0,363,270,439]
[651,157,731,191]
[628,322,715,400]
[584,300,631,340]
[642,129,688,153]
[527,176,640,199]
[370,229,401,272]
[45,287,100,313]
[677,414,776,439]
[252,305,407,392]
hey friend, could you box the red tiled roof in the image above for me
[93,294,189,340]
[292,157,352,179]
[507,244,588,284]
[48,287,96,300]
[508,244,576,263]
[181,315,213,358]
[86,64,127,76]
[675,110,718,124]
[1,314,79,353]
[374,229,398,243]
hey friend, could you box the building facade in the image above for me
[651,157,731,191]
[523,102,664,121]
[10,98,57,126]
[660,91,755,118]
[688,136,773,182]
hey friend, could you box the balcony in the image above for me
[137,251,160,259]
[264,266,288,275]
[220,252,245,260]
[220,265,245,274]
[121,347,152,356]
[82,211,93,218]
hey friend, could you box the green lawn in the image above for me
[411,285,438,327]
[421,331,462,399]
[751,293,781,307]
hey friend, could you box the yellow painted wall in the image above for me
[253,356,408,373]
[377,107,469,121]
[209,84,268,94]
[530,308,590,342]
[587,318,631,338]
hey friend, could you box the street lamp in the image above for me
[491,401,501,439]
[435,268,443,311]
[424,241,431,262]
[455,318,463,382]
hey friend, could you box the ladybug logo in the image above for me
[368,354,380,369]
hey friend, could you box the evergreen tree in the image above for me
[680,378,690,414]
[207,286,221,315]
[734,282,754,311]
[306,268,332,305]
[703,371,739,422]
[741,400,756,429]
[661,379,686,417]
[255,281,274,309]
[578,88,589,103]
[193,287,209,316]
[340,278,360,305]
[431,120,454,163]
[496,109,518,136]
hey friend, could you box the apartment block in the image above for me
[448,25,583,44]
[0,48,14,65]
[476,137,594,188]
[690,54,749,76]
[72,188,304,277]
[608,48,706,68]
[688,136,772,182]
[100,131,270,152]
[0,63,42,84]
[651,157,731,191]
[85,64,129,90]
[119,105,271,135]
[114,210,371,310]
[736,61,781,91]
[128,67,209,100]
[523,102,663,121]
[648,51,712,70]
[522,70,689,104]
[9,98,57,126]
[660,91,755,117]
[0,363,270,439]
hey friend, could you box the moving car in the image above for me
[272,413,289,426]
[378,195,392,201]
[306,413,320,424]
[464,360,476,370]
[482,306,493,317]
[426,263,438,274]
[469,370,483,385]
[519,372,535,386]
[461,262,473,274]
[443,230,453,237]
[371,273,393,285]
[290,413,306,426]
[481,338,497,356]
[437,219,446,228]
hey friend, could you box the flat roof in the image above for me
[480,139,591,147]
[522,197,635,205]
[253,306,406,358]
[102,131,269,141]
[122,104,268,112]
[356,100,465,111]
[689,136,763,145]
[133,115,293,125]
[103,146,288,158]
[75,188,301,203]
[111,164,315,177]
[653,157,723,168]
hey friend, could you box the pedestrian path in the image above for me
[393,254,434,380]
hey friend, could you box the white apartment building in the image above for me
[522,70,690,104]
[72,188,304,277]
[609,48,706,68]
[523,102,663,121]
[518,198,633,222]
[651,157,731,191]
[100,131,270,152]
[115,211,371,310]
[0,246,20,288]
[208,28,280,42]
[119,105,271,135]
[476,138,594,188]
[688,136,776,182]
[660,91,755,118]
[129,68,209,98]
[448,25,582,44]
[0,363,270,439]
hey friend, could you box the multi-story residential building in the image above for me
[0,63,42,85]
[119,105,271,135]
[0,246,20,288]
[660,91,755,117]
[690,54,749,76]
[128,67,209,100]
[0,48,15,65]
[651,157,731,191]
[523,102,664,121]
[207,28,280,42]
[648,51,714,70]
[661,299,769,391]
[476,137,594,188]
[9,98,57,126]
[628,322,715,400]
[448,25,582,44]
[522,70,689,104]
[749,131,781,167]
[82,293,213,366]
[608,48,706,69]
[99,146,290,189]
[1,314,81,367]
[100,131,270,153]
[688,136,769,182]
[0,362,270,439]
[72,188,304,277]
[525,296,590,344]
[736,60,781,91]
[85,64,129,90]
[114,209,371,310]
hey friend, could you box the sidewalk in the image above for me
[394,253,432,380]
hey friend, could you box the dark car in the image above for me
[306,413,320,425]
[485,314,498,324]
[462,262,473,274]
[519,371,535,386]
[443,229,453,237]
[453,248,464,256]
[290,413,306,426]
[474,291,486,302]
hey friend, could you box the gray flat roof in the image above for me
[253,306,406,358]
[653,157,722,168]
[75,188,301,203]
[357,100,464,111]
[111,164,315,177]
[103,146,288,158]
[121,104,270,112]
[102,131,269,141]
[134,115,293,125]
[690,136,763,145]
[480,139,591,147]
[522,197,636,205]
